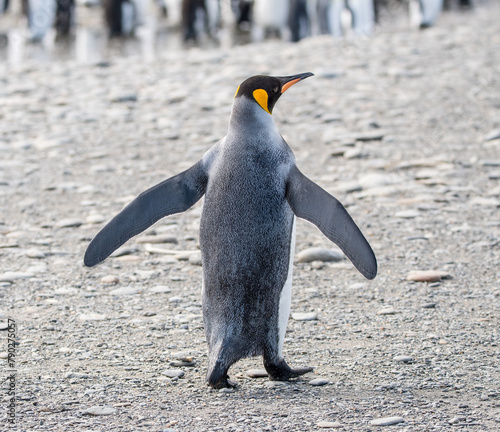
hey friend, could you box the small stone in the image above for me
[85,214,106,224]
[311,261,325,270]
[370,416,404,426]
[317,421,343,428]
[55,218,83,228]
[353,130,386,141]
[219,387,234,393]
[309,378,329,386]
[421,302,436,309]
[296,247,343,263]
[100,275,119,284]
[469,197,500,207]
[0,352,8,358]
[110,93,137,103]
[162,369,185,378]
[394,355,413,363]
[406,270,450,282]
[344,147,364,159]
[377,308,396,315]
[137,235,178,244]
[0,271,35,282]
[449,416,466,424]
[83,406,117,416]
[171,351,195,361]
[247,369,268,378]
[358,173,396,189]
[78,313,106,321]
[65,372,89,379]
[26,248,46,259]
[292,312,318,321]
[111,247,140,257]
[264,381,288,388]
[335,181,362,193]
[488,171,500,180]
[149,285,172,294]
[395,210,420,219]
[188,253,202,266]
[109,287,139,296]
[170,360,195,367]
[61,400,80,405]
[169,296,183,303]
[481,160,500,167]
[485,128,500,141]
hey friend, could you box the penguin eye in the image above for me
[272,86,279,94]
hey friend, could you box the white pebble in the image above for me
[370,416,404,426]
[162,369,185,378]
[296,247,343,263]
[109,287,139,296]
[292,312,318,321]
[377,308,396,315]
[26,248,46,259]
[84,406,117,416]
[309,378,329,386]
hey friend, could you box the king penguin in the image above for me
[84,73,377,388]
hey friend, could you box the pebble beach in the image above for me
[1,2,499,431]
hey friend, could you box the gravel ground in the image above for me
[1,3,499,431]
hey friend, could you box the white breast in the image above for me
[277,216,296,356]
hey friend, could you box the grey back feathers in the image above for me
[84,72,377,388]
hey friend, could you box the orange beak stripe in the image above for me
[281,78,302,94]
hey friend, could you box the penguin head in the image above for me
[234,72,314,115]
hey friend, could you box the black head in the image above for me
[234,72,314,114]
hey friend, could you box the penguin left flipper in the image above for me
[84,161,208,267]
[286,164,377,280]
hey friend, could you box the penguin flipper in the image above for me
[84,161,208,267]
[286,165,377,280]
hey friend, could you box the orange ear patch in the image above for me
[234,85,240,98]
[253,89,271,114]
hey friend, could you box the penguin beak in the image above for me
[279,72,314,94]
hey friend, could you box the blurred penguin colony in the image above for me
[0,0,475,45]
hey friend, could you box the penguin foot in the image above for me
[208,375,238,389]
[264,358,313,381]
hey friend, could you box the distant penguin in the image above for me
[288,0,310,42]
[157,0,168,17]
[252,0,290,40]
[23,0,74,40]
[26,0,57,41]
[231,0,253,28]
[443,0,472,9]
[0,0,9,15]
[182,0,220,42]
[348,0,374,35]
[409,0,443,29]
[316,0,374,37]
[84,73,377,389]
[103,0,146,37]
[54,0,75,37]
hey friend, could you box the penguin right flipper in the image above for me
[84,161,208,267]
[286,165,377,280]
